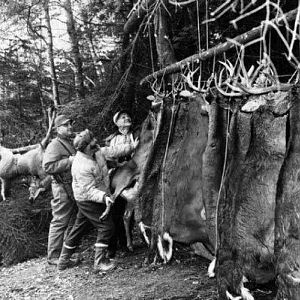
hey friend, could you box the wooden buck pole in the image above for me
[140,8,298,85]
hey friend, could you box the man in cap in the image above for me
[100,111,140,258]
[57,129,115,272]
[102,110,139,168]
[43,114,77,266]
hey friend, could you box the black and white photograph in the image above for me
[0,1,299,299]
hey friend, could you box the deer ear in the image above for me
[179,90,193,98]
[146,95,155,101]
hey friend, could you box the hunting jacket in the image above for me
[102,128,140,164]
[42,135,75,184]
[71,151,107,203]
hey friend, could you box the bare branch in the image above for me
[140,8,298,85]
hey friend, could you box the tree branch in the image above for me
[124,0,157,34]
[140,8,298,85]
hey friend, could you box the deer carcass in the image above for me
[0,145,52,201]
[97,108,161,251]
[0,109,55,201]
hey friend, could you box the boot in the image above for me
[57,245,79,271]
[94,246,116,272]
[47,258,59,266]
[106,248,116,260]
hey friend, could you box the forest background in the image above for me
[0,0,298,266]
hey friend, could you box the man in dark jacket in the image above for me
[43,114,77,265]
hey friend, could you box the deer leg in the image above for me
[0,178,7,201]
[147,232,158,265]
[123,208,134,252]
[138,221,151,246]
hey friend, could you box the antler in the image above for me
[236,82,292,94]
[214,66,244,97]
[40,107,57,149]
[215,55,292,98]
[146,77,173,107]
[182,66,214,94]
[10,107,57,154]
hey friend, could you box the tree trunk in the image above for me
[154,0,176,68]
[88,38,103,83]
[64,0,85,100]
[79,3,102,85]
[42,0,60,107]
[37,78,48,130]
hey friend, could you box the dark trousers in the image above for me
[64,201,114,249]
[48,182,77,260]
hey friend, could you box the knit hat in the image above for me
[73,129,94,151]
[54,115,73,128]
[113,110,131,125]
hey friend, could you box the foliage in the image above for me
[0,184,51,266]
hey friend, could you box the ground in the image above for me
[0,181,217,300]
[0,242,218,300]
[0,186,277,300]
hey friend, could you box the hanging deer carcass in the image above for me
[0,109,56,202]
[128,93,220,265]
[97,103,163,251]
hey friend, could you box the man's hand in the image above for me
[116,161,127,168]
[104,194,114,206]
[99,194,114,220]
[132,137,139,149]
[69,156,74,163]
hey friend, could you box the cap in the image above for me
[73,129,94,151]
[54,115,73,128]
[113,110,131,125]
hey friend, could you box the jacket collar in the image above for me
[76,151,94,161]
[57,134,72,142]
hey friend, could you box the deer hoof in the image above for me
[157,232,173,264]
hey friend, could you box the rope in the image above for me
[205,0,209,51]
[212,52,216,75]
[259,26,262,62]
[196,0,201,53]
[214,106,230,256]
[147,0,155,73]
[268,30,272,74]
[160,82,176,230]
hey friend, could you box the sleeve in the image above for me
[86,184,106,203]
[84,170,106,203]
[42,141,72,174]
[104,132,117,147]
[101,135,134,160]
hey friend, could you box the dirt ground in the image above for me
[0,181,217,300]
[0,241,218,300]
[0,186,277,300]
